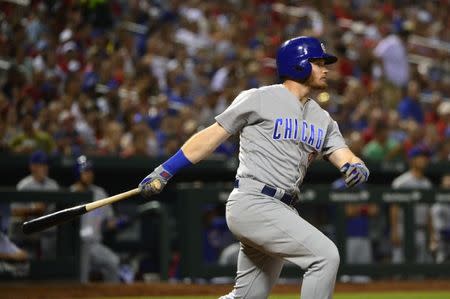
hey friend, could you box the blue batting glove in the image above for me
[138,165,172,198]
[340,162,369,188]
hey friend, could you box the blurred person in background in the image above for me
[373,22,412,108]
[436,101,450,140]
[401,120,425,157]
[361,106,384,144]
[390,145,433,264]
[362,121,401,162]
[9,114,56,154]
[54,110,83,156]
[434,139,450,162]
[120,115,158,158]
[96,120,124,155]
[397,80,424,124]
[422,124,440,158]
[0,0,447,163]
[387,110,408,145]
[429,174,450,263]
[70,155,126,283]
[333,132,378,283]
[13,150,59,259]
[0,231,28,262]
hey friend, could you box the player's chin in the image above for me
[312,81,328,90]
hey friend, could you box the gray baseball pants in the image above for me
[220,178,340,299]
[80,241,120,283]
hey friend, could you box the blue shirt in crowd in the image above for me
[398,97,424,123]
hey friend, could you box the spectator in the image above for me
[120,117,158,157]
[435,139,450,162]
[398,80,424,124]
[0,0,446,176]
[373,22,411,107]
[390,145,433,263]
[9,114,56,154]
[362,122,400,162]
[97,120,124,155]
[436,101,450,139]
[401,120,425,157]
[54,111,83,156]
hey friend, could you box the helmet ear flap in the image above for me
[294,59,312,81]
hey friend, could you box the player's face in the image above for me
[307,59,328,90]
[80,170,94,185]
[411,156,429,171]
[31,164,48,182]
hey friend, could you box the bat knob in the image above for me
[150,179,162,191]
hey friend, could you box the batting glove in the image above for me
[340,162,369,188]
[138,165,172,198]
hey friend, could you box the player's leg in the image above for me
[281,212,340,299]
[219,242,284,299]
[90,242,120,282]
[79,241,91,283]
[226,190,339,299]
[348,237,372,283]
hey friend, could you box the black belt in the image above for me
[234,180,296,206]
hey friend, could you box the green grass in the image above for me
[89,292,450,299]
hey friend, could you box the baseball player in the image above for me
[70,156,122,283]
[139,36,369,299]
[13,150,60,259]
[430,174,450,263]
[390,145,433,264]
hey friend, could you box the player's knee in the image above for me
[324,243,340,271]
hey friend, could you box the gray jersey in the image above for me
[215,84,347,194]
[70,184,113,243]
[16,175,59,191]
[391,171,433,263]
[12,175,59,218]
[392,171,432,227]
[392,171,433,190]
[2,176,58,231]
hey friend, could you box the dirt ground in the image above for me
[1,280,449,299]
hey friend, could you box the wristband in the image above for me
[162,149,193,175]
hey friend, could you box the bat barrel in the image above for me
[22,205,87,235]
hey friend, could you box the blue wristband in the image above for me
[162,149,193,175]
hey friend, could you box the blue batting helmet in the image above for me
[75,155,93,178]
[276,36,337,81]
[29,150,49,165]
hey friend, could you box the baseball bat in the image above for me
[22,180,162,235]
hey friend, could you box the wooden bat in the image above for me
[22,180,162,235]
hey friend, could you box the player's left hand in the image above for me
[340,162,369,188]
[138,165,172,198]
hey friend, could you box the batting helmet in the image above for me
[276,36,337,81]
[75,155,93,178]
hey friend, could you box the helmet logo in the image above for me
[320,43,326,53]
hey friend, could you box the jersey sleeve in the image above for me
[373,38,390,58]
[215,89,260,135]
[322,117,348,156]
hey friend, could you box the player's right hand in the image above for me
[138,165,172,198]
[340,162,369,188]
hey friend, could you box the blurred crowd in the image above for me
[0,0,448,163]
